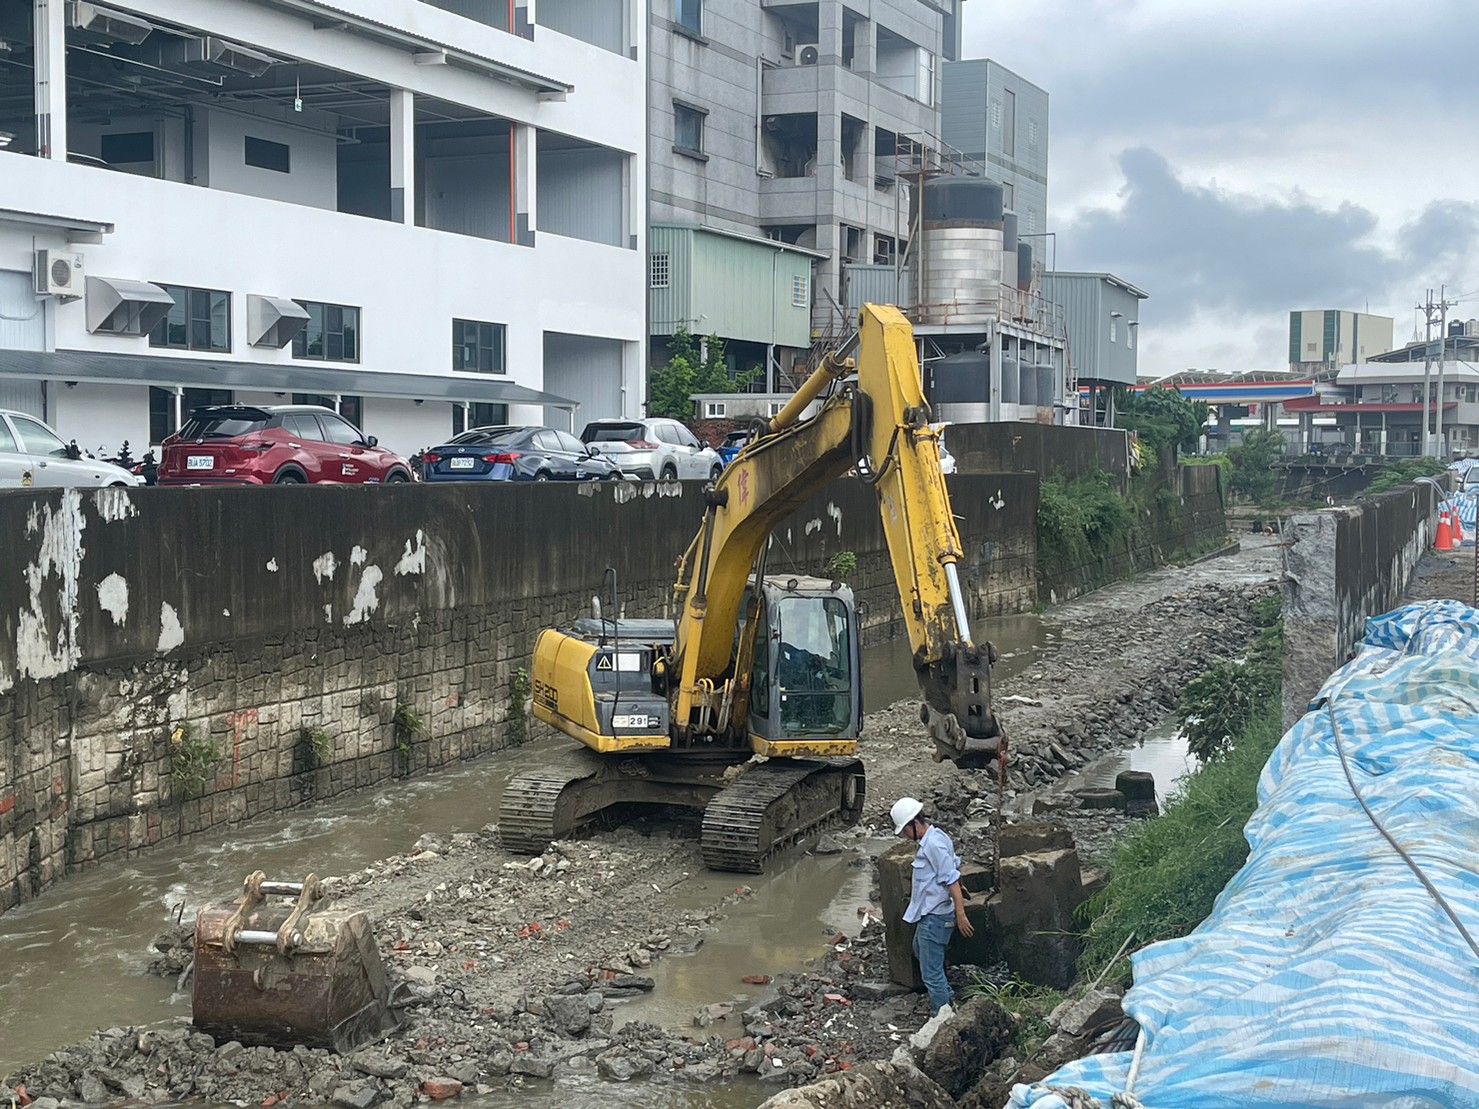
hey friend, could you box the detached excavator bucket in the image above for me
[192,871,400,1054]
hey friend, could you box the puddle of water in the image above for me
[1024,717,1195,814]
[613,844,878,1033]
[862,613,1056,712]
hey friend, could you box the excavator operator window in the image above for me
[749,599,771,720]
[776,597,852,735]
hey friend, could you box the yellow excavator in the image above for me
[500,304,1001,871]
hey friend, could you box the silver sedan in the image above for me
[0,409,142,489]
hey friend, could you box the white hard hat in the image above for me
[891,796,924,836]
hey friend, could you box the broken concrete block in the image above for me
[1073,788,1126,811]
[918,997,1013,1099]
[1114,771,1156,803]
[999,819,1074,858]
[1048,987,1125,1038]
[988,848,1087,989]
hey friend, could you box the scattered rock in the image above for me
[420,1078,463,1101]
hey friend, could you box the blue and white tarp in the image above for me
[1011,601,1479,1109]
[1452,490,1477,541]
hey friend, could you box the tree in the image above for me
[1225,428,1286,503]
[1115,386,1210,458]
[647,328,760,419]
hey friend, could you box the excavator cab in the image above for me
[746,576,862,754]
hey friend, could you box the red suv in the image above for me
[158,405,413,486]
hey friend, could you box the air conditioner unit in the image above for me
[35,250,85,298]
[796,44,820,65]
[71,2,153,46]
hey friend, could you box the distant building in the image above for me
[1041,273,1146,424]
[1288,310,1394,375]
[939,59,1048,237]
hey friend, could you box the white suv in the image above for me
[580,418,723,482]
[0,409,142,489]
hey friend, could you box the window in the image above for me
[705,401,727,418]
[452,319,507,374]
[150,387,233,445]
[676,424,702,448]
[319,413,364,446]
[101,131,154,165]
[292,301,360,363]
[1306,341,1317,353]
[244,136,291,174]
[1028,120,1039,147]
[1110,318,1118,343]
[1127,326,1135,350]
[650,253,671,289]
[1003,181,1015,211]
[12,415,68,457]
[1003,89,1016,156]
[674,0,702,35]
[0,419,16,454]
[990,100,1001,128]
[674,103,705,155]
[149,285,231,352]
[292,394,363,428]
[792,274,809,308]
[453,404,510,434]
[281,413,324,441]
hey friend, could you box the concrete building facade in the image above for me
[648,0,957,372]
[0,0,646,457]
[1288,309,1393,376]
[939,58,1048,238]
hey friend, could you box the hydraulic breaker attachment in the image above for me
[192,871,400,1053]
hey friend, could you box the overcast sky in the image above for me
[962,0,1479,378]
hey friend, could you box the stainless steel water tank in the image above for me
[999,358,1020,404]
[1036,365,1058,414]
[912,178,1011,326]
[931,351,990,423]
[1018,363,1039,407]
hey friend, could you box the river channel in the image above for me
[0,614,1064,1104]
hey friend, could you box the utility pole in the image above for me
[1418,290,1441,456]
[1435,284,1456,458]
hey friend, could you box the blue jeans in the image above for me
[912,911,955,1015]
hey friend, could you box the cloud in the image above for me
[1060,148,1479,333]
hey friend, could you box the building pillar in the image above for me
[34,0,67,159]
[390,90,415,224]
[818,0,844,64]
[853,18,877,76]
[512,124,536,247]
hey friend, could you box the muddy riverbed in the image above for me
[1,539,1280,1107]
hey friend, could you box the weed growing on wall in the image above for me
[167,723,222,800]
[1036,469,1132,570]
[392,701,426,772]
[507,667,533,747]
[1364,457,1448,496]
[825,550,859,578]
[961,975,1063,1055]
[301,726,333,766]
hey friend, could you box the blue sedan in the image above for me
[417,425,625,482]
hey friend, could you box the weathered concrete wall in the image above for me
[0,474,1036,915]
[1282,484,1438,728]
[1038,461,1228,605]
[946,422,1130,486]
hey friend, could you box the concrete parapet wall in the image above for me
[1282,485,1437,728]
[0,474,1037,915]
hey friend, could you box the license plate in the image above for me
[613,714,657,730]
[449,457,475,470]
[187,455,214,471]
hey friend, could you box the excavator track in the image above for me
[700,757,866,873]
[498,751,605,855]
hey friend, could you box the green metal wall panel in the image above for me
[649,226,693,336]
[1289,312,1302,364]
[687,232,812,347]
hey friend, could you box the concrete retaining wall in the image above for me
[946,422,1130,486]
[1282,484,1438,728]
[0,474,1038,915]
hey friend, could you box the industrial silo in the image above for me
[1018,361,1039,408]
[912,179,1006,325]
[930,350,990,423]
[1035,364,1057,418]
[999,356,1020,421]
[1016,242,1034,292]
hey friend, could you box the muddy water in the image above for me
[1023,717,1195,814]
[861,613,1056,711]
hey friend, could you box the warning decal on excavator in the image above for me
[596,655,614,671]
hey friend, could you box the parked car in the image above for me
[717,428,757,468]
[0,408,142,488]
[579,418,723,481]
[157,405,412,486]
[419,425,624,483]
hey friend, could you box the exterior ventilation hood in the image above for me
[71,2,153,46]
[85,276,173,336]
[157,37,276,78]
[247,295,310,349]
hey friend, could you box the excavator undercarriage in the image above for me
[501,749,865,873]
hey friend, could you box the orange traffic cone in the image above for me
[1435,509,1456,551]
[1454,507,1466,544]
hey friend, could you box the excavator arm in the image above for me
[669,303,1000,763]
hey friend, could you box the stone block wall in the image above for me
[1282,484,1437,728]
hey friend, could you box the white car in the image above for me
[580,418,723,482]
[0,409,142,489]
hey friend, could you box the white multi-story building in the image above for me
[0,0,645,457]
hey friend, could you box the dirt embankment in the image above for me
[4,545,1279,1108]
